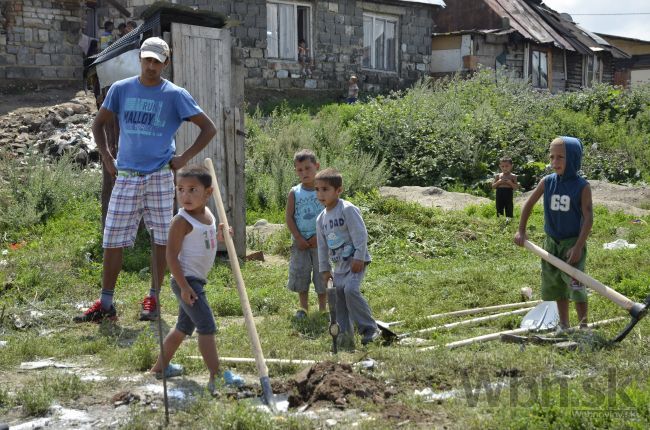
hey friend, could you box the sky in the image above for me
[542,0,649,41]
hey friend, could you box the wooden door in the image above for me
[171,23,246,256]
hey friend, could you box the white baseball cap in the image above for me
[140,37,170,63]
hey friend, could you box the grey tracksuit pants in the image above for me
[332,269,377,337]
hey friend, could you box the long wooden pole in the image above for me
[524,240,635,310]
[188,356,317,365]
[417,317,625,351]
[423,301,541,321]
[400,307,534,338]
[203,158,274,409]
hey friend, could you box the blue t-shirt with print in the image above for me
[102,76,202,174]
[292,184,323,239]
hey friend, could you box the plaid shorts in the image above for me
[103,169,174,248]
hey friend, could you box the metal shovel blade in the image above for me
[520,301,559,330]
[375,320,398,342]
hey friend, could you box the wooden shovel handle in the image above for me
[524,240,635,311]
[203,158,269,379]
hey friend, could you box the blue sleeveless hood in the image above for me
[559,136,582,180]
[543,136,587,240]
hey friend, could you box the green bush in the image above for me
[348,71,650,189]
[0,155,100,243]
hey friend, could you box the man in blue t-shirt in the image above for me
[75,37,217,323]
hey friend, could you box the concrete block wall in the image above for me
[0,0,85,85]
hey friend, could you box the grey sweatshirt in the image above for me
[316,199,372,274]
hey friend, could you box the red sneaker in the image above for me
[139,295,159,321]
[73,300,117,323]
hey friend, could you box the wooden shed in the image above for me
[85,3,246,256]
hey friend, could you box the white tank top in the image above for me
[176,208,217,281]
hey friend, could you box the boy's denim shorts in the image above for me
[540,236,588,303]
[171,276,217,335]
[287,244,326,294]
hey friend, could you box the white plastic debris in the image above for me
[603,239,637,250]
[0,340,7,348]
[357,358,376,370]
[20,358,77,370]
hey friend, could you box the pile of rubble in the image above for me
[0,93,100,169]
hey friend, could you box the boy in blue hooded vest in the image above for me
[514,137,593,330]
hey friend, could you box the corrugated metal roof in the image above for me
[483,0,575,50]
[400,0,446,6]
[531,2,630,58]
[433,28,517,37]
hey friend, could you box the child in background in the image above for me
[316,168,380,348]
[492,156,518,219]
[346,75,359,104]
[298,39,312,77]
[150,165,243,394]
[514,137,593,331]
[286,150,326,318]
[99,21,115,51]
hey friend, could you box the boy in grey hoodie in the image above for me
[315,168,380,347]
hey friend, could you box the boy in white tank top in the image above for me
[150,165,242,393]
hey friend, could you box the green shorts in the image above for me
[540,236,588,303]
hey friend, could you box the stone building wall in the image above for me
[1,0,436,93]
[139,0,435,94]
[0,0,85,86]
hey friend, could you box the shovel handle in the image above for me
[523,240,635,311]
[203,159,271,385]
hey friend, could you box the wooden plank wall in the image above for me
[566,52,584,91]
[171,23,246,257]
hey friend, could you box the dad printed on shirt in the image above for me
[321,217,355,262]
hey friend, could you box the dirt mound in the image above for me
[380,186,491,211]
[286,361,395,408]
[382,182,650,217]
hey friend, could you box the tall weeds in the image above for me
[245,103,389,212]
[0,155,100,243]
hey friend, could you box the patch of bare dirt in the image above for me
[0,85,89,116]
[380,186,491,211]
[381,182,650,217]
[517,180,650,217]
[246,220,286,242]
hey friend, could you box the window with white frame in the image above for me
[530,49,549,89]
[583,55,602,87]
[266,1,311,61]
[362,13,397,72]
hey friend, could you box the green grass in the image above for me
[1,180,650,428]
